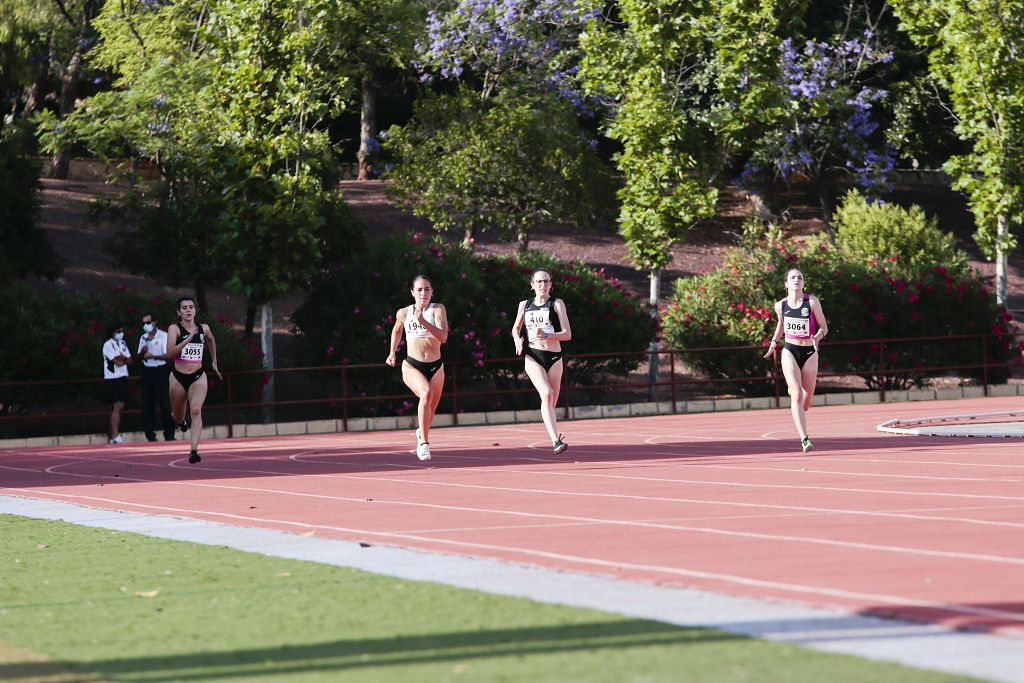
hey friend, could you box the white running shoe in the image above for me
[416,442,431,461]
[109,435,124,444]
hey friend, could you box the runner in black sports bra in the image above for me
[512,269,573,455]
[164,296,222,464]
[763,268,829,453]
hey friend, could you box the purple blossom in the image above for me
[751,31,895,194]
[416,0,600,111]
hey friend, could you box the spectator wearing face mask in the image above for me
[137,313,175,442]
[102,323,133,444]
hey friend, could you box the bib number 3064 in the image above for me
[784,317,810,337]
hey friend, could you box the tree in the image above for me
[580,0,788,307]
[386,87,613,250]
[578,0,788,395]
[746,27,897,225]
[0,127,62,284]
[385,0,613,249]
[36,0,367,384]
[338,0,424,180]
[892,0,1024,304]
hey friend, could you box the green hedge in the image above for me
[662,221,1017,393]
[291,233,658,414]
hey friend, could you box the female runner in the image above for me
[512,269,572,454]
[764,268,828,452]
[164,296,222,463]
[386,275,449,461]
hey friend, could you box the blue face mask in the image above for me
[143,323,154,333]
[114,332,124,341]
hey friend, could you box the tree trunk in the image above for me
[193,280,209,314]
[260,302,275,423]
[244,302,257,338]
[356,73,378,180]
[22,79,45,118]
[517,227,529,253]
[48,45,83,179]
[995,214,1009,305]
[463,223,477,249]
[648,268,661,401]
[819,185,837,236]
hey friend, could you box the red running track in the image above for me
[3,396,1023,637]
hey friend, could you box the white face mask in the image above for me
[114,332,124,341]
[143,323,154,333]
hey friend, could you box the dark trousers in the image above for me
[140,365,175,441]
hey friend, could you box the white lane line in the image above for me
[6,470,1024,566]
[24,449,1024,534]
[15,450,1024,539]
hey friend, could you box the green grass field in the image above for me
[0,515,982,682]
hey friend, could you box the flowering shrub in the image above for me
[662,220,1017,392]
[1,283,264,419]
[291,232,656,408]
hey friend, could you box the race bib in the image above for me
[784,315,810,338]
[179,342,204,362]
[525,310,554,342]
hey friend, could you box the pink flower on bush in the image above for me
[326,345,335,357]
[849,282,860,292]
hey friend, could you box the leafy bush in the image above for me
[662,220,1017,393]
[1,283,265,429]
[291,233,657,413]
[833,189,969,277]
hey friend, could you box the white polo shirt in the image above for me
[102,338,131,380]
[137,329,169,368]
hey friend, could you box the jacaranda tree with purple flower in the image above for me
[385,0,614,250]
[747,28,897,226]
[417,0,599,101]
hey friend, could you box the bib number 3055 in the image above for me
[180,342,203,362]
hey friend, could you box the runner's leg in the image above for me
[524,355,559,444]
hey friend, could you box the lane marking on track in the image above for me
[4,487,1024,628]
[11,450,1024,533]
[7,465,1024,565]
